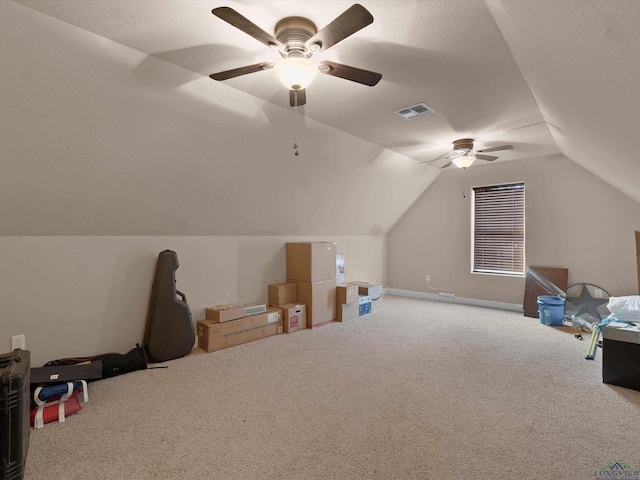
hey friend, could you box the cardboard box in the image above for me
[359,295,372,316]
[286,242,337,282]
[337,302,359,322]
[290,279,336,328]
[336,254,345,285]
[371,294,384,311]
[197,310,283,353]
[336,283,358,305]
[268,282,297,306]
[205,304,244,323]
[276,303,307,333]
[265,306,283,325]
[353,281,384,300]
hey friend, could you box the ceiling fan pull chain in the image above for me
[293,90,299,156]
[462,169,467,198]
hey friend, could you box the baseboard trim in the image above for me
[384,288,523,313]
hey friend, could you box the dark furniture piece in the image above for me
[602,326,640,392]
[1,349,30,480]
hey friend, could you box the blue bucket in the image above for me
[537,295,565,326]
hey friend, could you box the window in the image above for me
[472,182,525,276]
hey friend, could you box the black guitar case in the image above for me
[143,250,195,363]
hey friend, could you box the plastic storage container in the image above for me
[537,295,565,326]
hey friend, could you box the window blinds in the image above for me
[472,182,525,275]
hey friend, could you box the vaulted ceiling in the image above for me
[6,0,640,234]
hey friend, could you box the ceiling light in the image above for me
[453,155,476,169]
[273,57,318,90]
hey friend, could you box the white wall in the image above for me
[1,235,385,366]
[388,155,640,304]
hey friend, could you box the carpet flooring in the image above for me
[25,295,640,479]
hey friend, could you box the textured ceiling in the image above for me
[10,0,640,202]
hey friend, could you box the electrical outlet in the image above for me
[11,334,25,351]
[426,274,431,282]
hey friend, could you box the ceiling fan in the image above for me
[209,4,382,107]
[420,138,514,169]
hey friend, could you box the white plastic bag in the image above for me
[607,295,640,313]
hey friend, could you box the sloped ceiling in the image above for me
[485,0,640,204]
[11,0,561,164]
[4,0,640,235]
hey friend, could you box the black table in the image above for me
[602,326,640,392]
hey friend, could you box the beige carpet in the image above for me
[25,296,640,479]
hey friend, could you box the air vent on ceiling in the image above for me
[394,103,436,120]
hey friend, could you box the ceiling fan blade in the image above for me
[209,62,274,81]
[476,144,513,153]
[319,61,381,86]
[441,161,453,169]
[212,7,284,50]
[475,154,498,162]
[306,4,374,53]
[418,153,452,165]
[418,148,463,165]
[289,88,307,107]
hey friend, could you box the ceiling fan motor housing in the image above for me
[453,138,474,152]
[275,17,318,58]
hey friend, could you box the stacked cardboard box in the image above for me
[268,282,297,306]
[336,282,359,322]
[197,308,283,353]
[359,295,372,315]
[286,242,337,328]
[271,303,307,334]
[336,281,384,322]
[352,281,384,311]
[267,281,307,334]
[336,283,358,305]
[205,304,244,323]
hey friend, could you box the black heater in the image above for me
[1,349,30,480]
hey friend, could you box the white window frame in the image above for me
[471,182,525,276]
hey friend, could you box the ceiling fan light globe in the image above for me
[453,155,476,168]
[273,57,318,90]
